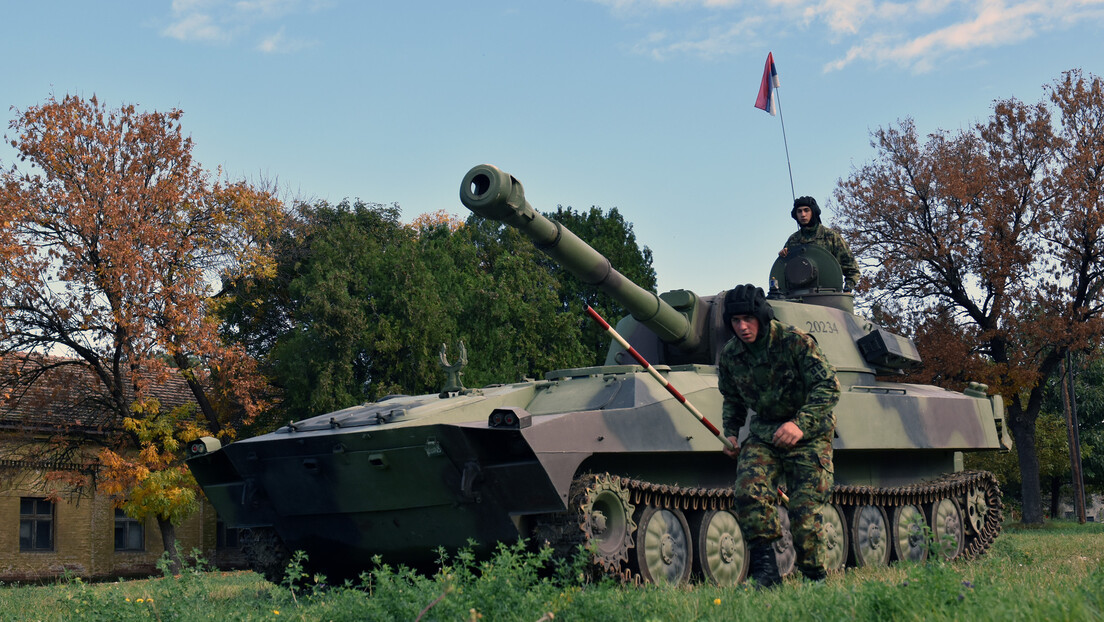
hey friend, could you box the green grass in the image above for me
[1,521,1101,622]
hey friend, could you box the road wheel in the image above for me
[633,506,693,585]
[892,504,928,562]
[691,509,748,586]
[849,505,891,566]
[774,505,796,576]
[930,497,965,560]
[821,503,849,571]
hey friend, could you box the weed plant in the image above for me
[0,521,1100,621]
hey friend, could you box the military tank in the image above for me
[186,164,1011,586]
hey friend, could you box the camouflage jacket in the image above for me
[785,224,861,287]
[718,319,840,445]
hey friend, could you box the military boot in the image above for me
[799,566,827,584]
[747,542,782,589]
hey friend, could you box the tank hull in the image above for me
[190,354,1007,579]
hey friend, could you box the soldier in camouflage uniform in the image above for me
[779,196,860,290]
[718,284,840,587]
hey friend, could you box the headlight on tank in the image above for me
[488,407,532,429]
[187,436,222,457]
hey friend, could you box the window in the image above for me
[114,508,144,551]
[19,498,54,551]
[216,520,239,549]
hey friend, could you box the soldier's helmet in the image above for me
[791,196,822,225]
[723,284,774,333]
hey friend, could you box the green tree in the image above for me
[543,206,657,365]
[1039,352,1104,508]
[446,215,590,386]
[222,200,455,421]
[219,203,655,422]
[967,412,1075,519]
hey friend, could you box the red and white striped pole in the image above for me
[585,305,735,451]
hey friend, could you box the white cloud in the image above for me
[592,0,1104,72]
[161,0,326,50]
[161,11,229,42]
[234,0,302,20]
[257,26,315,53]
[822,0,1063,72]
[257,26,287,53]
[802,0,875,34]
[171,0,220,12]
[635,17,763,60]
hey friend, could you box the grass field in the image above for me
[1,521,1101,621]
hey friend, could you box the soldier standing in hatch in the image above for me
[718,284,839,587]
[779,196,860,291]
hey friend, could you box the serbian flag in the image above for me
[754,52,779,115]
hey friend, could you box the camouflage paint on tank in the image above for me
[187,164,1012,580]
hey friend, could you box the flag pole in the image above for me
[754,52,796,201]
[775,89,796,202]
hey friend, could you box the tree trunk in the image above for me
[1009,405,1045,524]
[172,351,222,434]
[1050,476,1062,519]
[157,516,182,575]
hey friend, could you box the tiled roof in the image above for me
[0,355,197,435]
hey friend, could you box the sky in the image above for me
[2,0,1103,297]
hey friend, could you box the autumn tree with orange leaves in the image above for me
[0,94,283,566]
[834,69,1104,525]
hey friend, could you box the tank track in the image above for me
[536,469,1003,584]
[240,526,292,585]
[830,469,1003,560]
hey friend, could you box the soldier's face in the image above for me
[795,205,813,225]
[730,315,759,343]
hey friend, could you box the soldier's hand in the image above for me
[773,421,803,449]
[779,247,789,258]
[722,435,740,459]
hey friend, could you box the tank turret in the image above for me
[768,243,854,313]
[462,164,920,377]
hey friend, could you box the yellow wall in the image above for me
[0,483,228,581]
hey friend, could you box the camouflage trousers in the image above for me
[734,434,834,576]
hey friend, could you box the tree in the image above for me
[1059,354,1104,494]
[445,214,592,384]
[542,206,657,364]
[967,411,1076,519]
[1037,351,1104,506]
[219,203,656,422]
[834,70,1104,524]
[409,208,464,232]
[220,202,585,420]
[219,200,459,421]
[0,94,280,564]
[97,399,210,572]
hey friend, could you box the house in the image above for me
[0,358,245,581]
[1060,493,1104,523]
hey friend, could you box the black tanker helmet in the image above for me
[791,195,822,226]
[723,284,774,334]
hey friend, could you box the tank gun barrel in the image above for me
[460,164,695,347]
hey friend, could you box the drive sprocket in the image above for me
[573,473,637,575]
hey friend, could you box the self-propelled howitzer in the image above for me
[187,165,1011,586]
